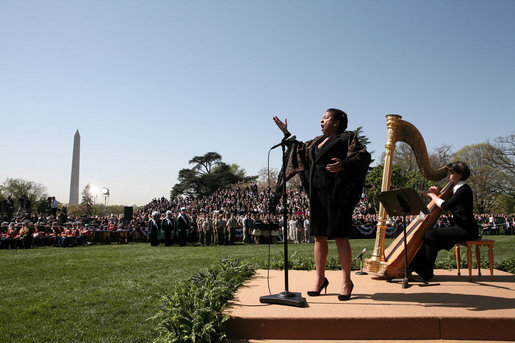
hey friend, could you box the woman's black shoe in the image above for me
[307,278,329,296]
[338,281,354,301]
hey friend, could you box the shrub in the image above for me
[496,256,515,274]
[153,259,254,343]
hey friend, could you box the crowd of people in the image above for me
[1,183,513,250]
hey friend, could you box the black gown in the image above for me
[282,131,371,239]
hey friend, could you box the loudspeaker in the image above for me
[124,206,133,221]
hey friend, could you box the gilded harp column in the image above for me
[364,114,402,274]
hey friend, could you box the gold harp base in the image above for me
[364,258,388,275]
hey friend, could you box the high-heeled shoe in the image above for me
[307,278,329,296]
[338,281,354,301]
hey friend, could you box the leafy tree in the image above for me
[171,152,257,198]
[354,127,375,166]
[190,152,223,174]
[364,164,404,211]
[404,170,430,190]
[484,134,514,198]
[373,142,454,208]
[34,198,51,215]
[364,163,441,212]
[81,184,94,216]
[354,126,370,148]
[0,177,48,212]
[490,194,514,215]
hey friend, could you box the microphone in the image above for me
[270,134,296,150]
[353,247,367,261]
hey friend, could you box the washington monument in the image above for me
[69,130,80,205]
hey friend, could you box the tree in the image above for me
[379,142,418,173]
[453,143,500,213]
[364,164,405,211]
[490,194,514,215]
[0,178,48,212]
[172,168,201,198]
[354,126,370,148]
[430,144,454,170]
[374,142,451,204]
[485,134,515,198]
[81,184,94,216]
[355,126,375,164]
[380,142,453,174]
[364,163,442,213]
[190,152,222,174]
[257,167,279,190]
[171,152,257,198]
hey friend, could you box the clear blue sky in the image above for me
[1,0,514,206]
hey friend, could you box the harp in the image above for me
[363,114,452,277]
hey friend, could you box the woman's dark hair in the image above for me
[326,108,348,132]
[446,161,471,181]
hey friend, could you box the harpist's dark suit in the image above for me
[410,183,478,280]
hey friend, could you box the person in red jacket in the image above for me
[5,223,20,249]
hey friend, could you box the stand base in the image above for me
[390,275,431,288]
[390,277,411,289]
[355,271,368,275]
[260,292,307,307]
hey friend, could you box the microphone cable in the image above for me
[264,147,273,295]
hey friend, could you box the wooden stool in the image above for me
[455,240,495,281]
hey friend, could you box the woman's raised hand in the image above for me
[273,116,288,134]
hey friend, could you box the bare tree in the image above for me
[485,134,515,197]
[430,144,454,170]
[257,167,279,190]
[453,143,499,212]
[378,142,418,173]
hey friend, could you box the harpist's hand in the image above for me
[428,186,440,195]
[273,116,288,135]
[326,158,343,173]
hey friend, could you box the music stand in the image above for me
[377,188,429,288]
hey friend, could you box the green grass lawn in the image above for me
[1,236,513,343]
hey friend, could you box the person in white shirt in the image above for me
[410,161,478,281]
[50,197,58,217]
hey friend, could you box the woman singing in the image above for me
[273,108,370,300]
[410,161,478,281]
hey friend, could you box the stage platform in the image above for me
[225,269,515,342]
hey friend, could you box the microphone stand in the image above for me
[354,249,368,275]
[260,141,307,307]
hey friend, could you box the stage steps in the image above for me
[225,269,515,341]
[230,340,515,343]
